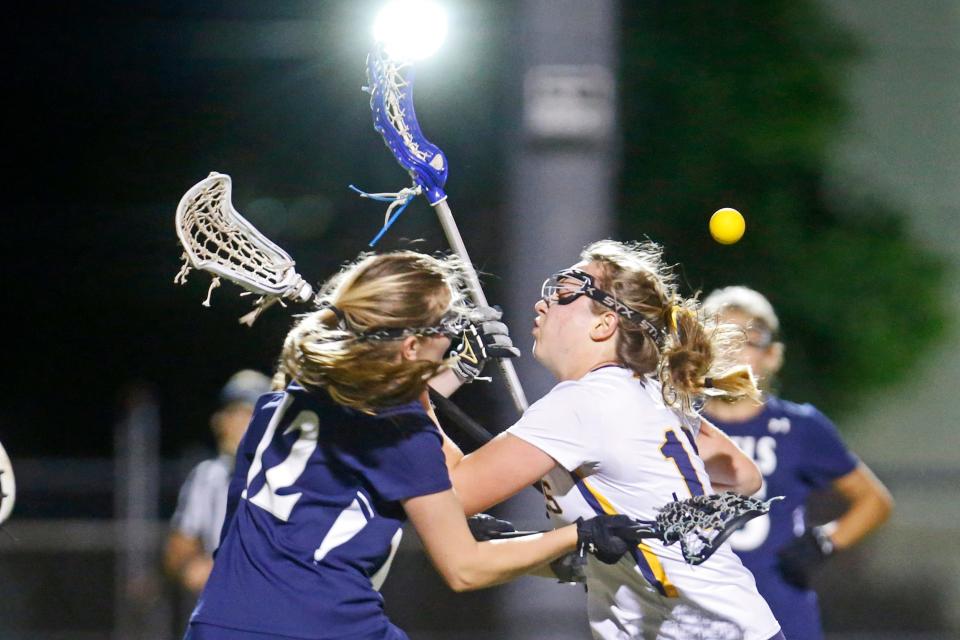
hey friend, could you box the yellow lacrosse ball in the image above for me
[709,208,745,244]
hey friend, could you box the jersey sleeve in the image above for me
[364,422,452,502]
[507,382,598,472]
[797,404,859,489]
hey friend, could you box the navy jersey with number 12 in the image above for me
[189,383,451,640]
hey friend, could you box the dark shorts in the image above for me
[185,622,410,640]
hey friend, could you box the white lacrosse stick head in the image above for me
[0,440,15,525]
[175,172,314,323]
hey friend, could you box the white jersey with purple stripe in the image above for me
[508,366,780,640]
[189,383,451,640]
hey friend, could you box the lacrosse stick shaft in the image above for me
[429,388,493,448]
[486,529,659,540]
[432,200,529,413]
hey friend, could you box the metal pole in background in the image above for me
[114,385,170,640]
[504,0,619,404]
[497,2,619,638]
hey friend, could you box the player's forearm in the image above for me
[829,486,894,550]
[527,561,560,579]
[428,369,464,398]
[698,419,762,495]
[827,463,894,551]
[164,534,213,593]
[705,479,739,493]
[180,556,214,594]
[450,461,527,516]
[444,527,577,591]
[450,433,557,516]
[703,450,761,495]
[164,533,201,578]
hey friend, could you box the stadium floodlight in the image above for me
[373,0,448,61]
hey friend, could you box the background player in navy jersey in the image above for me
[185,250,646,640]
[701,286,894,640]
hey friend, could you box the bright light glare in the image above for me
[373,0,448,61]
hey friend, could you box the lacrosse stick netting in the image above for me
[648,492,783,565]
[364,45,530,413]
[365,48,448,205]
[174,172,314,325]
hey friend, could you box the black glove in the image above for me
[576,514,643,565]
[777,526,834,588]
[467,513,517,541]
[451,305,521,383]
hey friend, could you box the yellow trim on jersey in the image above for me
[638,543,679,597]
[579,478,678,598]
[581,478,618,515]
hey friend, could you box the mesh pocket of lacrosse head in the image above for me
[656,492,773,565]
[366,47,448,205]
[175,172,312,301]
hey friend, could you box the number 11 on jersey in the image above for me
[660,429,705,497]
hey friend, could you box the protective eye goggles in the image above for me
[540,269,636,315]
[744,326,775,349]
[540,268,664,346]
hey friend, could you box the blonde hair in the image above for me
[279,251,467,413]
[580,240,760,411]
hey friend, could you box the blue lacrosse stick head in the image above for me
[366,46,449,205]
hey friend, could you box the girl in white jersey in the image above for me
[442,240,784,640]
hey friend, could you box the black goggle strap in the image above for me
[318,300,347,329]
[551,268,665,347]
[357,313,467,342]
[316,300,466,342]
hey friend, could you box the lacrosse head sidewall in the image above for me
[175,172,312,301]
[174,171,229,268]
[0,440,15,525]
[367,48,449,204]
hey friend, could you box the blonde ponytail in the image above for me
[581,240,761,412]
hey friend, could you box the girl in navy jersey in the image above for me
[185,251,643,640]
[701,286,894,640]
[441,240,784,640]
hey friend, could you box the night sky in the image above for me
[5,1,511,457]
